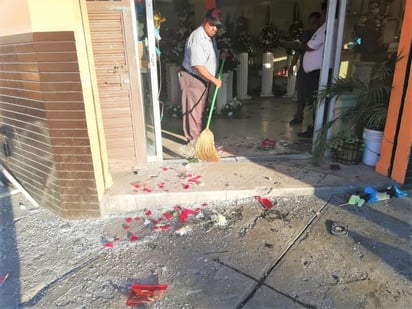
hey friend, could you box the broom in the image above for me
[195,59,225,162]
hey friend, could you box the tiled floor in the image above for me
[161,96,313,160]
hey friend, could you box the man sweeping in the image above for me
[178,8,223,149]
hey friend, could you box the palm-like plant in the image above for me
[312,53,397,164]
[318,53,396,133]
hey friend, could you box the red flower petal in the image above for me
[125,217,133,223]
[0,273,9,284]
[130,234,138,241]
[163,212,173,220]
[151,219,158,225]
[145,210,152,216]
[183,184,190,190]
[179,208,195,223]
[131,182,141,189]
[255,196,274,209]
[161,167,169,171]
[104,242,114,248]
[143,187,152,193]
[202,203,208,207]
[135,217,141,221]
[174,205,182,211]
[153,224,171,231]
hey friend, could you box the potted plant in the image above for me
[313,53,397,165]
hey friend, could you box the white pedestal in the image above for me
[236,53,251,100]
[284,55,296,98]
[166,62,180,105]
[216,72,229,114]
[227,70,233,101]
[260,52,274,97]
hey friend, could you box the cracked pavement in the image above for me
[1,188,411,308]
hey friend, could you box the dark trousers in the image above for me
[303,69,320,129]
[293,67,308,121]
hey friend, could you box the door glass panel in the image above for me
[135,0,162,160]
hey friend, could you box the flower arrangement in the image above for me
[221,97,243,117]
[233,31,256,55]
[258,24,279,51]
[351,0,394,61]
[216,27,239,72]
[166,104,182,118]
[160,9,193,63]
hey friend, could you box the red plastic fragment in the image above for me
[202,202,208,207]
[183,184,190,190]
[145,210,152,216]
[161,167,169,171]
[125,217,133,223]
[143,187,152,193]
[174,205,182,211]
[126,283,168,306]
[255,196,274,209]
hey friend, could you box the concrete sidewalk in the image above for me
[2,187,411,308]
[101,154,394,216]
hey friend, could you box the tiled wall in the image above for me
[0,31,100,218]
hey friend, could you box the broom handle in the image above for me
[205,59,225,129]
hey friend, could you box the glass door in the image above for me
[134,0,163,161]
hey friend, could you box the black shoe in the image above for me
[289,118,303,126]
[297,130,313,138]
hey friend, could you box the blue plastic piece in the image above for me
[364,186,378,202]
[392,185,408,197]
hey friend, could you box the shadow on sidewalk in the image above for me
[0,182,21,307]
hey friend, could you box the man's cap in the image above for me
[205,8,223,27]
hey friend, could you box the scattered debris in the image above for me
[340,185,408,207]
[330,222,348,237]
[255,196,274,210]
[126,283,168,306]
[211,213,227,227]
[258,138,276,150]
[329,164,341,170]
[174,225,193,236]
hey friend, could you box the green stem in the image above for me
[205,59,225,129]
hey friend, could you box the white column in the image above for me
[236,52,251,100]
[166,62,180,105]
[284,55,296,98]
[260,52,274,97]
[216,72,229,114]
[227,70,233,101]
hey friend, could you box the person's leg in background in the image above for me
[298,69,320,138]
[290,66,307,125]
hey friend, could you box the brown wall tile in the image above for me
[0,31,100,219]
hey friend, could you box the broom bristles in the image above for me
[195,128,219,162]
